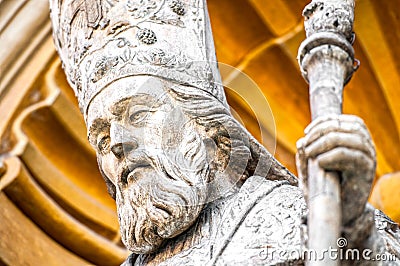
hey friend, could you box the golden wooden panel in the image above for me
[2,157,127,265]
[247,0,299,36]
[207,0,274,65]
[370,172,400,223]
[356,0,400,135]
[0,193,89,266]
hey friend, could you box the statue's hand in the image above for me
[296,114,376,225]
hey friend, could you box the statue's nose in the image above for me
[110,123,138,159]
[110,142,138,159]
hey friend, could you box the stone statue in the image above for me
[49,0,400,265]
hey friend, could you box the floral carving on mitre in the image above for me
[126,0,159,19]
[136,48,190,70]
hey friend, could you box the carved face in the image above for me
[88,77,209,253]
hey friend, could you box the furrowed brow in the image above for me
[109,94,163,118]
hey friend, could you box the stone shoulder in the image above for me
[212,176,307,265]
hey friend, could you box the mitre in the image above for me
[50,0,228,124]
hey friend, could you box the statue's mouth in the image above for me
[120,156,152,184]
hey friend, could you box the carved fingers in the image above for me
[303,115,372,153]
[316,147,374,174]
[297,114,375,173]
[296,114,376,223]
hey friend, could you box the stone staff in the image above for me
[297,0,359,265]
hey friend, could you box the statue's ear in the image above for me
[97,157,116,200]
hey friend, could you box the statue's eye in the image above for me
[128,106,151,125]
[97,135,110,153]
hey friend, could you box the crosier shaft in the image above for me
[297,0,357,265]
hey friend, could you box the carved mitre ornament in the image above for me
[50,0,228,124]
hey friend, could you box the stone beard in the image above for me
[114,115,208,253]
[115,151,206,254]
